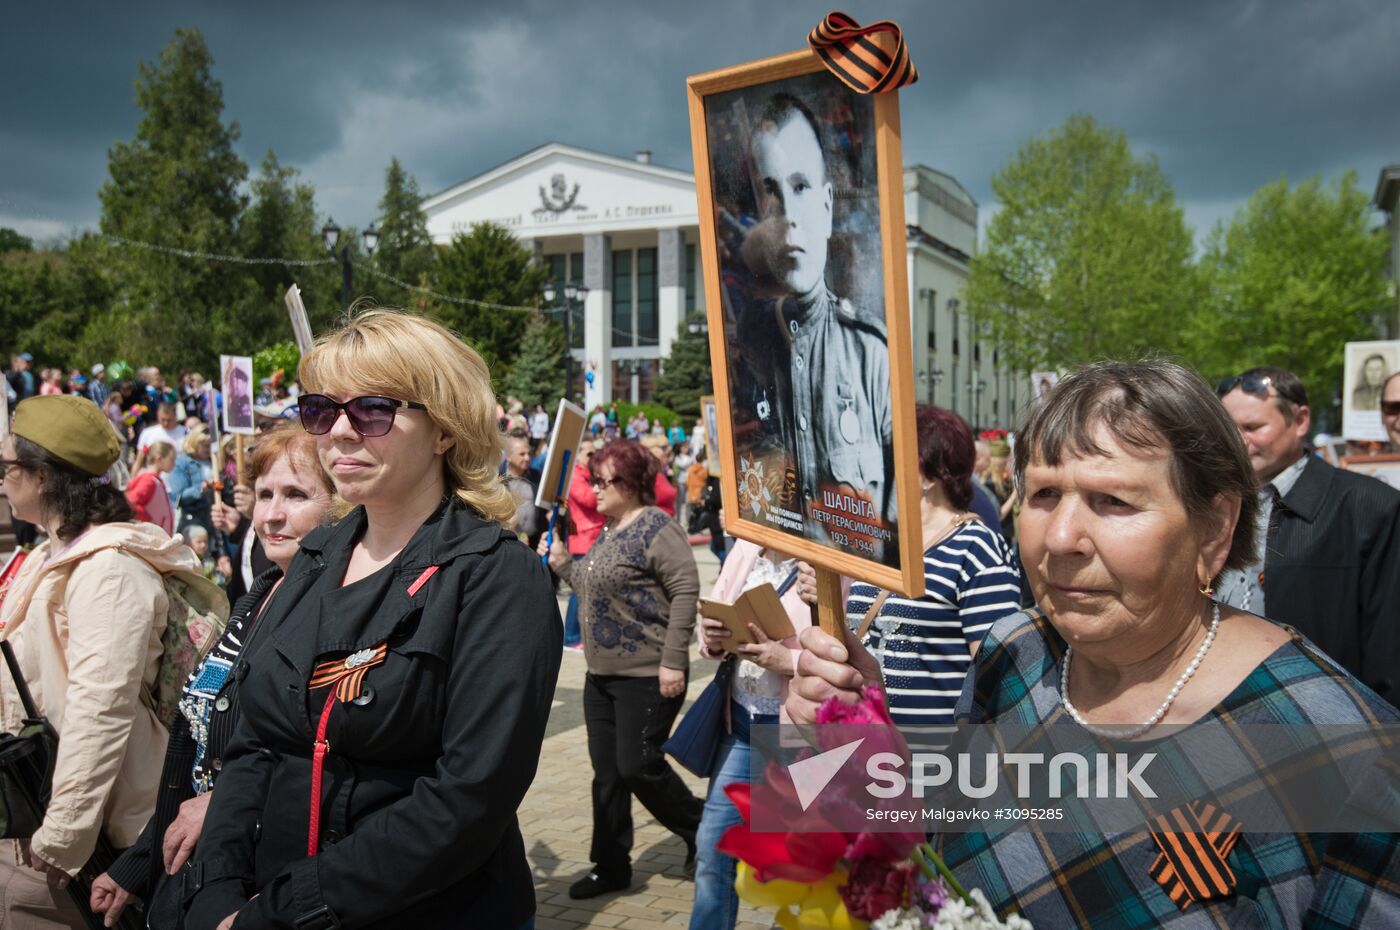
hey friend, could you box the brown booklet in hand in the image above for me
[699,583,797,653]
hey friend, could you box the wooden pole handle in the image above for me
[814,566,844,638]
[235,435,246,485]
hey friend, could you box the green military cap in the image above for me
[12,395,120,477]
[988,439,1011,458]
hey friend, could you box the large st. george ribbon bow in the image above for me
[807,11,919,95]
[1148,800,1244,910]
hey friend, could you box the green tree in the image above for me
[0,250,71,363]
[0,234,115,368]
[652,311,712,417]
[0,228,33,255]
[98,27,249,372]
[372,157,435,289]
[431,222,548,376]
[234,150,341,344]
[499,311,565,408]
[1188,172,1389,419]
[966,115,1197,371]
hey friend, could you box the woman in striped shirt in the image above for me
[800,406,1022,726]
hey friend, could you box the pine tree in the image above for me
[373,157,436,288]
[98,27,249,372]
[233,150,341,344]
[500,311,566,409]
[432,222,548,377]
[652,312,713,418]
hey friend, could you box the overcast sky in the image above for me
[4,1,1398,249]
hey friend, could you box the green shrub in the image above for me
[611,400,683,432]
[253,341,301,385]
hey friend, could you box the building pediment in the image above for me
[422,143,698,241]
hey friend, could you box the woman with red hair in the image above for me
[542,440,703,900]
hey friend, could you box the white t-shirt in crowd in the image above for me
[136,423,188,451]
[529,411,549,440]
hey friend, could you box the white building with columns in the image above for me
[422,143,1028,427]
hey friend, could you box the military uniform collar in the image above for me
[779,287,834,333]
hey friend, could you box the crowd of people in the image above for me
[2,324,1399,928]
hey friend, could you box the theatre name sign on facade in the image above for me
[422,143,704,407]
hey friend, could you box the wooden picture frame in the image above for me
[687,50,923,597]
[1340,453,1400,492]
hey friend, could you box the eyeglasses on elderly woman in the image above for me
[298,393,427,437]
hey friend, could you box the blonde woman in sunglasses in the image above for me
[185,307,561,930]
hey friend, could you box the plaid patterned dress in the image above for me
[938,611,1400,928]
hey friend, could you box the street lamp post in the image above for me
[947,298,961,415]
[967,378,987,429]
[321,219,380,312]
[543,282,589,403]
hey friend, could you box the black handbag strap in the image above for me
[1,640,39,721]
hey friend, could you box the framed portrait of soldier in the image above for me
[1342,340,1400,442]
[220,355,255,436]
[687,50,923,596]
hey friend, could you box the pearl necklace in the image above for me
[1060,601,1220,739]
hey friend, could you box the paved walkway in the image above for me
[526,543,774,930]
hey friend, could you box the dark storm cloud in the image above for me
[4,1,1397,243]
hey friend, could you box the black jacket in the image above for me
[185,501,562,930]
[107,568,285,903]
[1264,457,1400,702]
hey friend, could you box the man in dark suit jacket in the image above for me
[1219,366,1400,702]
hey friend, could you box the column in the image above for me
[657,228,684,360]
[583,233,612,409]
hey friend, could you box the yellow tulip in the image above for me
[734,861,812,909]
[794,873,869,930]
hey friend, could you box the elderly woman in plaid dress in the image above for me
[787,360,1400,928]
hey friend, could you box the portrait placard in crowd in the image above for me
[1342,340,1400,441]
[1340,453,1400,490]
[688,50,922,596]
[701,394,721,477]
[1030,371,1060,400]
[220,354,255,435]
[284,284,315,355]
[535,399,586,509]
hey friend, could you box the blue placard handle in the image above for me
[541,449,572,565]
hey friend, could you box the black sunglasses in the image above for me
[1216,373,1304,406]
[1383,401,1400,417]
[299,394,427,437]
